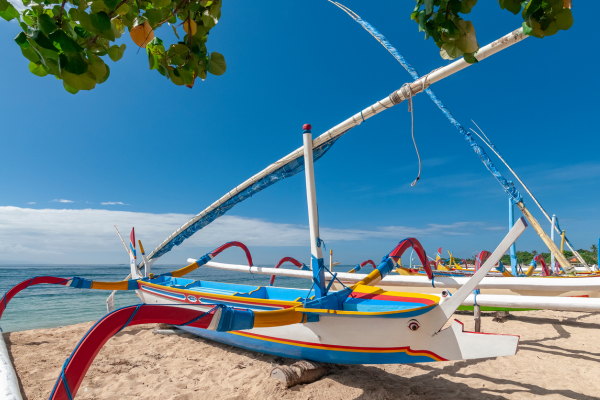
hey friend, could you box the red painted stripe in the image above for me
[349,291,436,305]
[235,331,447,360]
[51,305,218,400]
[0,276,69,320]
[140,285,292,309]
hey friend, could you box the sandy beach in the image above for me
[5,309,600,400]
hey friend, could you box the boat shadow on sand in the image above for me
[5,318,598,400]
[150,326,598,400]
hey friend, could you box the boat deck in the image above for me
[144,276,440,313]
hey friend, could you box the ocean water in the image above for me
[0,264,354,332]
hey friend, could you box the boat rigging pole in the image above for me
[303,124,327,298]
[328,2,575,275]
[145,22,557,269]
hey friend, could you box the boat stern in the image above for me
[433,320,519,361]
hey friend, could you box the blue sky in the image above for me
[0,1,598,265]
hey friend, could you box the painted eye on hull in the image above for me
[408,320,420,331]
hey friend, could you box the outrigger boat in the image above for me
[0,19,593,400]
[0,125,529,400]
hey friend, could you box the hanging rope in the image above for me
[400,83,421,186]
[328,1,523,202]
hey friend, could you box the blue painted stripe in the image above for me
[199,298,282,311]
[177,328,440,364]
[141,286,187,300]
[186,287,238,296]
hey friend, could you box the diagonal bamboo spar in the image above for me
[471,127,591,271]
[146,24,539,265]
[329,2,575,275]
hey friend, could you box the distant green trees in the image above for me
[498,246,598,266]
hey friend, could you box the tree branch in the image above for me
[109,0,130,18]
[158,0,189,27]
[57,0,67,26]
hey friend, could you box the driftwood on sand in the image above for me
[270,360,336,388]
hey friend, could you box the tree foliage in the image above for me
[412,0,573,63]
[500,247,598,266]
[0,0,575,93]
[0,0,225,93]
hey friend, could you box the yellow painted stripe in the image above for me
[295,303,435,317]
[253,307,304,327]
[352,285,440,304]
[90,281,130,290]
[353,269,381,288]
[169,262,200,278]
[230,332,444,360]
[140,281,301,307]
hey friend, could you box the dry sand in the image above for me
[5,310,600,399]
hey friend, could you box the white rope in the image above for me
[400,83,421,186]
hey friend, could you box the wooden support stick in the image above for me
[270,360,333,388]
[516,202,574,275]
[474,305,481,332]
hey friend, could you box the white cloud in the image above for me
[26,202,35,205]
[52,199,74,203]
[0,207,497,263]
[101,202,128,205]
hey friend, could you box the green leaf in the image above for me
[202,8,218,29]
[59,52,88,74]
[90,11,111,32]
[88,55,107,82]
[424,0,433,15]
[38,13,58,35]
[171,24,179,39]
[418,10,426,32]
[169,43,188,55]
[74,26,93,38]
[61,69,96,90]
[115,3,128,14]
[29,61,48,76]
[543,20,558,36]
[152,0,170,8]
[460,0,477,14]
[21,45,41,63]
[107,43,126,61]
[144,8,169,27]
[179,66,193,84]
[104,0,119,10]
[463,52,478,64]
[68,8,79,21]
[454,19,478,53]
[14,32,29,48]
[98,62,110,83]
[91,0,109,14]
[207,51,225,75]
[440,42,463,60]
[49,30,84,52]
[31,30,59,51]
[555,8,573,31]
[498,0,521,15]
[434,10,446,24]
[168,66,184,85]
[0,3,19,21]
[63,81,79,94]
[77,12,96,32]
